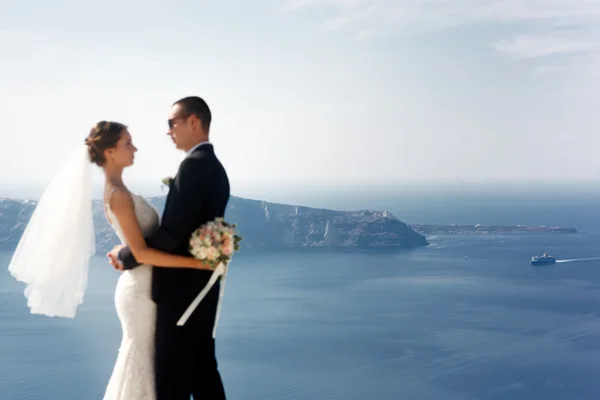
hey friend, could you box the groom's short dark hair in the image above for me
[173,96,212,132]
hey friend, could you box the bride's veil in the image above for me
[8,145,96,318]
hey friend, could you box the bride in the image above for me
[8,120,213,400]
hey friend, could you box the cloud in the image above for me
[321,4,380,31]
[494,32,599,59]
[282,0,600,34]
[282,0,600,74]
[491,28,600,79]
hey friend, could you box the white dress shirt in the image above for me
[185,141,211,159]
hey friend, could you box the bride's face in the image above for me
[106,130,137,168]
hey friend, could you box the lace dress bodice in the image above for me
[106,193,161,246]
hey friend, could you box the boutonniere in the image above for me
[161,176,173,191]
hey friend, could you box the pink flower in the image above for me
[222,238,233,256]
[222,243,234,256]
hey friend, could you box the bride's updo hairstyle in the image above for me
[85,121,127,166]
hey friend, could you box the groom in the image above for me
[108,96,230,400]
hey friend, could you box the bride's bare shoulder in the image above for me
[106,185,134,211]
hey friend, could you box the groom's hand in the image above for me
[107,245,125,271]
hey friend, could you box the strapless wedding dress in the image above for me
[103,193,160,400]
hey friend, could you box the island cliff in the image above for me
[0,195,577,254]
[0,195,429,253]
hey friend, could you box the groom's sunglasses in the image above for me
[168,113,191,129]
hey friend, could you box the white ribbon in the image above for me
[176,262,229,337]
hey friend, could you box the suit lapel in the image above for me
[162,144,214,215]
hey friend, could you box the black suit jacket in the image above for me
[118,143,230,302]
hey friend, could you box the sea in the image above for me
[2,184,600,399]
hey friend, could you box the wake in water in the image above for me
[556,257,600,263]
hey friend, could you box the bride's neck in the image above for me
[103,166,124,187]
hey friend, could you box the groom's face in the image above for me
[168,104,194,151]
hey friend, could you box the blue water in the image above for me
[2,189,600,399]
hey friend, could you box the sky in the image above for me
[1,0,600,199]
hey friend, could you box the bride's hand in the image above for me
[194,259,213,270]
[108,245,125,271]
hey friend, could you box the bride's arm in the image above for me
[109,188,211,270]
[118,155,214,270]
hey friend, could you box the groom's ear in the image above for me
[190,114,208,134]
[188,113,199,125]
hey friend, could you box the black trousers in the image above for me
[154,282,226,400]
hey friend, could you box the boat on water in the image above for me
[530,253,556,265]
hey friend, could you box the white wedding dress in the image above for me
[103,193,160,400]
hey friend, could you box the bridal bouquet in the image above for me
[189,217,242,269]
